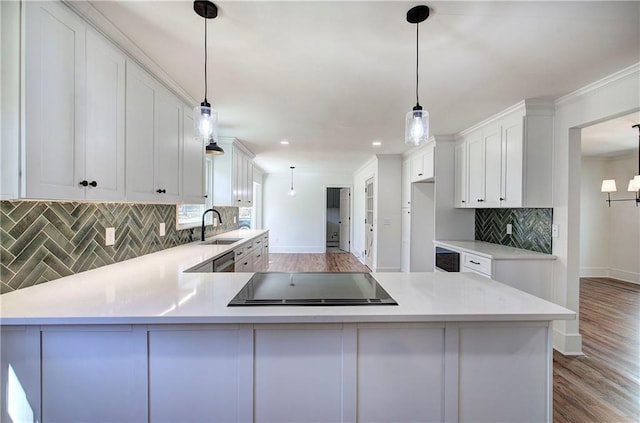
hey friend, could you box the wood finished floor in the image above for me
[554,277,640,423]
[266,252,370,273]
[264,256,640,421]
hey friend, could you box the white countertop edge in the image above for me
[434,240,557,260]
[0,313,575,326]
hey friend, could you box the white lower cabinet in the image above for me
[3,321,554,423]
[148,328,252,423]
[41,328,147,423]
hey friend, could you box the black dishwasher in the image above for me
[213,251,235,272]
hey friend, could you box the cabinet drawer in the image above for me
[462,253,492,276]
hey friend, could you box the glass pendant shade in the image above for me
[194,103,218,143]
[601,179,617,193]
[628,175,640,192]
[405,107,429,146]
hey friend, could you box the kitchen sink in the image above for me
[202,238,241,245]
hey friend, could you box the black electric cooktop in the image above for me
[228,272,398,306]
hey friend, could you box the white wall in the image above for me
[552,63,640,355]
[263,170,352,253]
[580,157,609,276]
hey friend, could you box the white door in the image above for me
[339,188,350,252]
[365,178,374,269]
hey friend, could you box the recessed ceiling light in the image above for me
[372,141,382,147]
[280,140,289,145]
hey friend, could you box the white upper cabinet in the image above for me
[25,2,126,201]
[125,61,183,203]
[182,107,205,204]
[453,141,467,208]
[85,30,126,201]
[410,144,435,183]
[401,159,411,208]
[213,139,254,207]
[455,100,554,208]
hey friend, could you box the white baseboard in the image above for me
[608,268,640,284]
[269,246,326,254]
[552,328,583,356]
[579,267,609,278]
[374,267,401,273]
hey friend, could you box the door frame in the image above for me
[323,185,353,253]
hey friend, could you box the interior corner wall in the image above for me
[552,63,640,356]
[263,170,353,253]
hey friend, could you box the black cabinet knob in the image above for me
[499,197,505,201]
[203,195,208,198]
[477,199,484,202]
[156,189,166,194]
[89,181,97,188]
[79,180,88,187]
[461,200,466,203]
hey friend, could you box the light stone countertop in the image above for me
[433,240,557,260]
[0,230,573,325]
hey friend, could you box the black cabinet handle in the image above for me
[470,260,480,265]
[79,180,88,187]
[156,189,166,194]
[499,197,505,201]
[461,200,465,203]
[203,195,208,198]
[477,199,484,202]
[418,173,423,176]
[89,181,97,188]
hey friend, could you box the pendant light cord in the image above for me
[415,22,419,105]
[204,17,208,102]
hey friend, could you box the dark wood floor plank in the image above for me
[267,252,370,273]
[553,277,640,423]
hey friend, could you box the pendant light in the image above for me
[405,5,430,146]
[288,166,296,197]
[193,0,224,155]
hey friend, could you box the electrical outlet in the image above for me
[105,227,115,246]
[213,217,218,227]
[552,224,559,238]
[233,216,237,224]
[506,223,512,235]
[159,222,166,237]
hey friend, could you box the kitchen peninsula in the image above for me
[1,235,573,423]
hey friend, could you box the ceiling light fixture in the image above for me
[280,140,290,145]
[372,141,382,147]
[288,166,296,197]
[405,5,430,146]
[601,124,640,207]
[193,0,224,155]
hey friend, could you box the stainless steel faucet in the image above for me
[201,208,222,241]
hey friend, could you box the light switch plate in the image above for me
[506,223,512,235]
[552,224,559,238]
[105,227,115,246]
[233,216,237,224]
[159,222,166,237]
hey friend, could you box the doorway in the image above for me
[325,187,351,253]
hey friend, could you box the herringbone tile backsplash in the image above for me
[475,208,552,254]
[0,201,238,293]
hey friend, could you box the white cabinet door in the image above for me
[85,29,125,201]
[410,154,424,182]
[454,141,467,208]
[125,63,157,202]
[401,159,411,208]
[483,126,502,208]
[466,134,484,207]
[155,89,182,202]
[501,117,524,207]
[41,329,148,423]
[182,106,205,204]
[245,155,254,206]
[149,329,250,423]
[401,208,411,272]
[233,147,243,205]
[422,146,435,180]
[25,1,86,200]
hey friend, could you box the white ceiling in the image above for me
[581,112,640,157]
[89,1,640,174]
